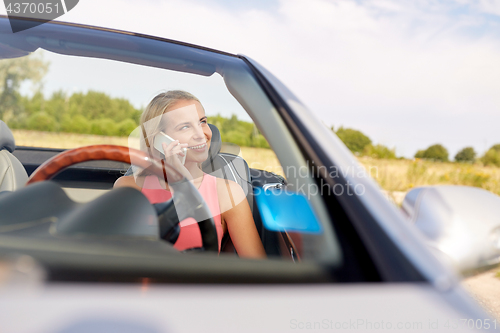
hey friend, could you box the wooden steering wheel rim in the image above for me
[26,145,172,184]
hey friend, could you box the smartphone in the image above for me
[153,132,187,165]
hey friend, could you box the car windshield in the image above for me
[0,17,343,282]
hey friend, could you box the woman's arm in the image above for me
[218,179,266,259]
[114,175,142,190]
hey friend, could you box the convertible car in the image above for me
[0,15,498,332]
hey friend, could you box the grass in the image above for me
[238,146,283,175]
[358,156,500,196]
[13,129,130,148]
[13,130,500,197]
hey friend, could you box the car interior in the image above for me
[0,114,320,282]
[0,118,289,247]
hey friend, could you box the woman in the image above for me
[115,90,266,259]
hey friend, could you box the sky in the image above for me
[2,0,500,158]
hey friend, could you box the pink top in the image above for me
[141,174,223,252]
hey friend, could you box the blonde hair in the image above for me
[140,90,201,151]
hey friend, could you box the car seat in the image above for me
[201,124,253,213]
[0,120,28,191]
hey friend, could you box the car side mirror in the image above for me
[402,186,500,276]
[255,187,322,234]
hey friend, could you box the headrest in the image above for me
[202,124,222,170]
[0,121,16,153]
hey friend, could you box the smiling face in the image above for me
[161,99,212,164]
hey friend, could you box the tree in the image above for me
[481,144,500,167]
[0,53,49,122]
[252,134,270,148]
[414,144,448,162]
[481,149,500,167]
[455,147,476,163]
[61,114,91,134]
[27,112,57,132]
[335,127,372,153]
[414,150,425,159]
[489,144,500,153]
[363,144,396,159]
[207,114,263,148]
[117,118,138,137]
[90,118,118,136]
[224,130,250,147]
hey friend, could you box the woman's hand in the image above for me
[162,140,192,181]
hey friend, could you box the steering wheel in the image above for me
[26,145,219,252]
